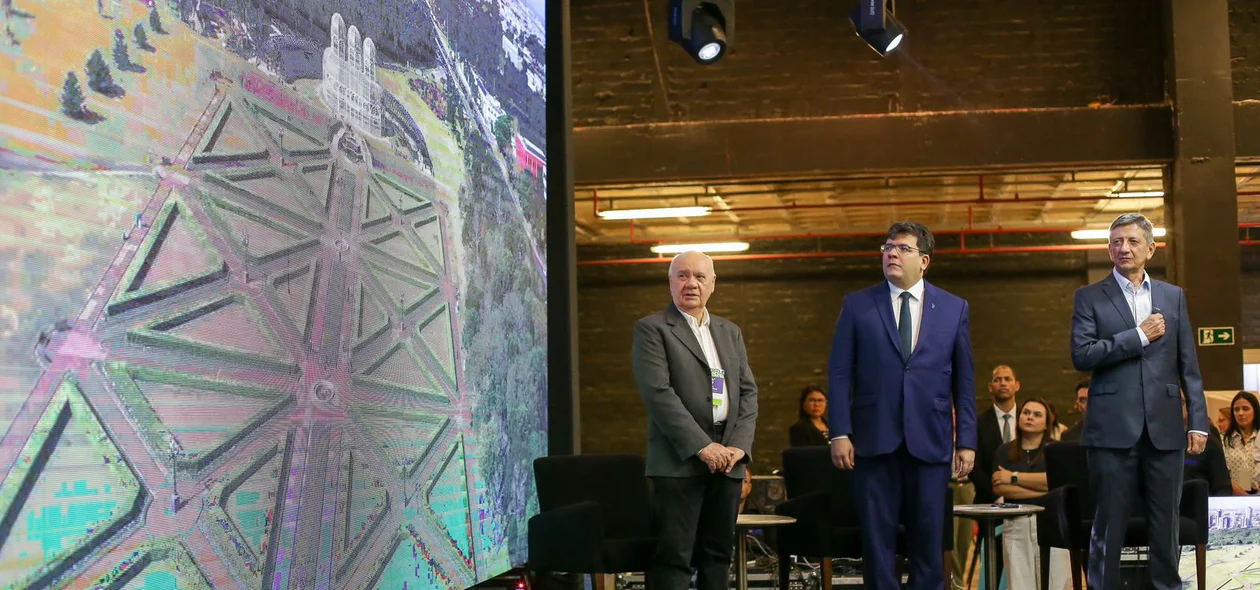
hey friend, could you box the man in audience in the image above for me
[973,365,1021,504]
[632,251,759,590]
[1059,378,1091,442]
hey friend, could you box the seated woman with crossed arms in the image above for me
[990,398,1072,590]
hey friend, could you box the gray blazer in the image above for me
[1070,273,1209,450]
[632,304,758,479]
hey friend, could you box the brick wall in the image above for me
[577,250,1122,475]
[571,0,1166,127]
[1240,250,1260,346]
[1233,0,1260,100]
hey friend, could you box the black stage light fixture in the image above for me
[850,0,906,56]
[668,0,734,64]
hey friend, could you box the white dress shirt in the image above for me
[1112,267,1207,437]
[1113,267,1153,347]
[995,404,1016,444]
[889,279,925,353]
[683,309,729,423]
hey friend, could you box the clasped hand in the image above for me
[698,442,745,473]
[1140,313,1166,342]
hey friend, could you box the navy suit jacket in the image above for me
[827,281,978,464]
[1070,273,1209,450]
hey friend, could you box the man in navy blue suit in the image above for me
[1071,212,1209,590]
[827,220,978,590]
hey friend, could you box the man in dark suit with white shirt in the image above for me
[632,251,759,590]
[971,365,1021,505]
[1070,212,1210,590]
[828,221,977,590]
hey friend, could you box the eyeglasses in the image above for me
[879,243,922,255]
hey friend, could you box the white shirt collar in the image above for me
[888,279,925,301]
[994,404,1015,419]
[1111,267,1150,293]
[682,308,710,329]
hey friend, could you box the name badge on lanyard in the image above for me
[710,368,725,407]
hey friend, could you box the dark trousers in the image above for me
[853,444,951,590]
[650,473,742,590]
[1086,428,1185,590]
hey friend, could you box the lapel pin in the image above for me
[930,303,936,309]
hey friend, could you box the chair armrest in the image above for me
[528,501,604,572]
[1035,485,1081,550]
[1179,478,1209,545]
[776,490,829,519]
[774,490,832,555]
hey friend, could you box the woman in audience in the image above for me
[1217,407,1232,442]
[990,398,1071,590]
[738,468,754,513]
[1223,391,1260,495]
[788,385,829,447]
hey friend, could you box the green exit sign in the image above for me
[1197,327,1235,346]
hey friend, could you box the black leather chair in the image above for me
[527,454,656,587]
[1041,441,1207,590]
[775,447,954,589]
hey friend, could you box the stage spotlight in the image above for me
[669,0,734,64]
[850,0,906,56]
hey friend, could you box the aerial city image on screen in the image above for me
[0,0,548,588]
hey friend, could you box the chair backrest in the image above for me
[1044,442,1095,514]
[533,454,652,538]
[781,447,860,527]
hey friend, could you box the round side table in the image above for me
[734,513,797,590]
[953,503,1044,590]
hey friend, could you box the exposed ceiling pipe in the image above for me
[580,171,1168,202]
[623,225,1089,245]
[580,224,1260,266]
[577,243,1175,266]
[594,194,1143,217]
[575,165,1214,193]
[588,174,1175,217]
[585,176,1260,209]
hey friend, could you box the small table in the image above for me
[735,513,796,590]
[953,504,1044,590]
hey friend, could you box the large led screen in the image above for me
[0,0,548,588]
[1178,496,1260,587]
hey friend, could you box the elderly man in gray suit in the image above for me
[1071,212,1210,590]
[632,250,759,590]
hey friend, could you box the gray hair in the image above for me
[1110,213,1154,244]
[667,251,715,275]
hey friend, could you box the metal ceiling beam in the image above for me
[574,105,1175,185]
